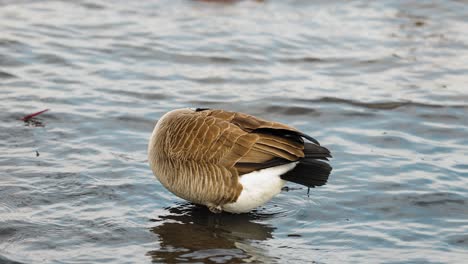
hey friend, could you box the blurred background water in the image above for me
[1,0,468,263]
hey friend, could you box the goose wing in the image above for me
[198,109,326,174]
[160,109,307,170]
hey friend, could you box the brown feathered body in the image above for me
[148,108,331,213]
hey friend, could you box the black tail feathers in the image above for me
[280,158,332,188]
[304,143,332,160]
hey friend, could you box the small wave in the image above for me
[409,192,466,207]
[188,100,227,107]
[35,53,71,66]
[0,71,16,79]
[79,2,105,10]
[0,255,26,264]
[278,56,400,67]
[208,56,237,63]
[297,97,467,110]
[447,234,468,247]
[264,105,319,116]
[279,57,324,63]
[159,52,242,65]
[100,88,168,100]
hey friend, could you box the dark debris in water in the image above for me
[414,21,425,27]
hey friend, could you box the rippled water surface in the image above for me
[1,0,468,263]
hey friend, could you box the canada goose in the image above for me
[148,108,332,213]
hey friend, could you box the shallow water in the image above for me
[1,0,468,263]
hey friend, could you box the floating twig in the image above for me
[21,109,49,121]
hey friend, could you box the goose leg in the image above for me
[208,205,222,213]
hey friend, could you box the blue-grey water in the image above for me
[1,0,468,263]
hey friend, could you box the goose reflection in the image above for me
[147,203,277,263]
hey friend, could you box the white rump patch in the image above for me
[222,162,298,213]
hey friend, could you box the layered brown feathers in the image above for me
[148,108,331,209]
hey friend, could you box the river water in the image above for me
[1,0,468,263]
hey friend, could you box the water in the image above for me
[1,0,468,263]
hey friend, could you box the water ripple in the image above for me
[1,0,468,263]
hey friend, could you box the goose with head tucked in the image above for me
[148,108,332,213]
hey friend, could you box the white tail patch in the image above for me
[222,162,298,213]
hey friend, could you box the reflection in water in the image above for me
[147,203,276,263]
[23,118,45,127]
